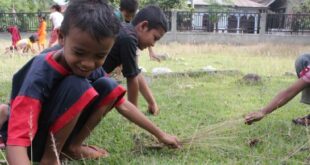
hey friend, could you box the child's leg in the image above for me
[29,76,98,163]
[0,104,9,129]
[295,53,310,104]
[62,77,126,159]
[0,104,8,149]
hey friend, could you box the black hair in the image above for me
[60,0,120,42]
[131,5,168,32]
[51,4,62,12]
[38,14,46,20]
[29,34,38,43]
[120,0,138,13]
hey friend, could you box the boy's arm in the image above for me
[116,101,181,148]
[245,78,309,124]
[7,146,30,164]
[148,47,160,62]
[126,76,139,106]
[137,74,159,115]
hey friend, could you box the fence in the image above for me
[266,13,310,34]
[0,12,52,32]
[164,11,172,31]
[0,11,310,35]
[176,11,260,34]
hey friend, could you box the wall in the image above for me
[159,31,310,45]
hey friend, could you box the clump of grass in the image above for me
[133,118,245,153]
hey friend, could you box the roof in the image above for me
[249,0,276,7]
[234,0,266,7]
[188,0,266,8]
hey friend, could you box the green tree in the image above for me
[293,0,310,13]
[139,0,187,10]
[0,0,53,13]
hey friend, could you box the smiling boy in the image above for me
[1,1,180,164]
[103,5,167,115]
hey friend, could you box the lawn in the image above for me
[0,38,309,164]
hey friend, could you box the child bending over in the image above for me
[103,5,167,115]
[6,25,21,52]
[0,1,180,164]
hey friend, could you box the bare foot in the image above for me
[148,104,160,116]
[62,145,109,160]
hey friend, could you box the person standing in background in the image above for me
[37,14,47,51]
[48,4,63,48]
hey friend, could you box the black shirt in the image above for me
[103,23,141,78]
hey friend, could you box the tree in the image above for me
[293,0,310,13]
[139,0,187,10]
[0,0,53,13]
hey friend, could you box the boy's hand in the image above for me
[158,132,181,149]
[244,111,266,125]
[148,103,160,116]
[150,54,161,62]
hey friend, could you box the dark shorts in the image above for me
[295,53,310,104]
[3,75,126,162]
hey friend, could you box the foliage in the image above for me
[0,0,54,13]
[108,0,120,9]
[293,0,310,13]
[139,0,187,10]
[203,0,233,12]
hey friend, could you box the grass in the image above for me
[0,39,310,164]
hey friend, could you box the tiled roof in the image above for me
[234,0,266,7]
[249,0,276,7]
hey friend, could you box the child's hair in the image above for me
[60,0,120,42]
[131,5,168,32]
[29,34,38,43]
[51,4,62,12]
[120,0,138,13]
[38,14,46,20]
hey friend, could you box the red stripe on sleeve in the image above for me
[50,87,98,133]
[115,98,126,107]
[95,85,126,109]
[7,96,42,146]
[45,52,70,76]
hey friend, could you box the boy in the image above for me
[120,0,161,62]
[15,34,38,53]
[103,5,166,115]
[245,53,310,126]
[116,0,138,23]
[1,1,180,164]
[5,34,38,54]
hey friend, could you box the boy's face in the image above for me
[136,21,165,50]
[59,27,115,77]
[121,10,135,23]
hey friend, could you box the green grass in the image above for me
[0,41,309,164]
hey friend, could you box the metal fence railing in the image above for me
[1,11,310,35]
[176,11,260,34]
[0,12,52,32]
[164,10,172,31]
[266,13,310,34]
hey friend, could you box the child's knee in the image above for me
[0,104,9,117]
[295,54,310,76]
[92,77,118,94]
